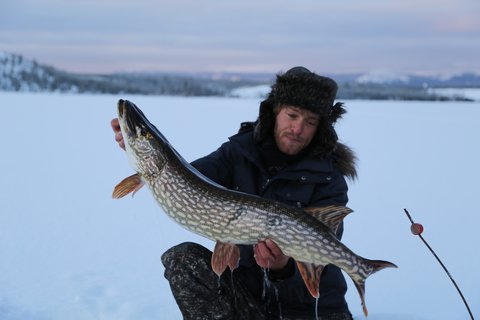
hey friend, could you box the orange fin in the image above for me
[211,241,240,277]
[304,205,353,233]
[296,261,324,298]
[112,173,144,199]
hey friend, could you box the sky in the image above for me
[1,0,480,75]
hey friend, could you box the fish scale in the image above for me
[112,99,397,317]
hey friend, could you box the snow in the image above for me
[356,70,410,84]
[229,84,271,98]
[0,92,479,320]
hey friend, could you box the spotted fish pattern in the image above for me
[113,99,397,317]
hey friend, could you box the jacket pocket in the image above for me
[271,181,315,208]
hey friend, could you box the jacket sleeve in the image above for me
[190,141,234,188]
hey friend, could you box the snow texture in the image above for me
[356,70,409,84]
[0,92,478,319]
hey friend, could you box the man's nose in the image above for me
[290,121,304,135]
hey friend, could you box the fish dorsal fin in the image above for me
[211,241,240,277]
[296,261,324,298]
[304,205,353,233]
[112,173,144,199]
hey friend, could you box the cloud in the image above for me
[1,0,479,74]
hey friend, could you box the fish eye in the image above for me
[140,127,147,136]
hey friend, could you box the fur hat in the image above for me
[265,66,340,116]
[254,66,348,158]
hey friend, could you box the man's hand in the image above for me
[111,118,126,150]
[254,239,290,271]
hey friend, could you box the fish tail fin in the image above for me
[350,259,398,317]
[367,259,398,275]
[352,279,368,317]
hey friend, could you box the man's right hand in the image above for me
[111,118,126,150]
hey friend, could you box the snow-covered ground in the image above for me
[0,92,478,320]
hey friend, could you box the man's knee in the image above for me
[162,241,209,262]
[161,242,212,276]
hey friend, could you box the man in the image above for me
[111,66,357,319]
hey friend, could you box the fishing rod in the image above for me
[403,208,475,320]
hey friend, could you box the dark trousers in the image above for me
[161,242,264,320]
[161,242,353,320]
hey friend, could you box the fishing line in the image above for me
[403,208,474,320]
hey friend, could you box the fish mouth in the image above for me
[117,99,150,137]
[117,99,164,143]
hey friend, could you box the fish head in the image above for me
[117,99,167,178]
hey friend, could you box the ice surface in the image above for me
[0,92,478,319]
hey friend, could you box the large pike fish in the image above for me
[112,99,397,316]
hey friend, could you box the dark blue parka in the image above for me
[192,127,353,318]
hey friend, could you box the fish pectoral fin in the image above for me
[211,241,240,277]
[304,205,353,234]
[112,173,144,199]
[296,261,324,298]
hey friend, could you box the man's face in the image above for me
[274,105,320,155]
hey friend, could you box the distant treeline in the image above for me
[0,52,477,101]
[337,83,473,101]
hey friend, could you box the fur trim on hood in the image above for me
[332,142,357,180]
[253,66,357,179]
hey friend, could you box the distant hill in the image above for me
[1,52,478,101]
[0,52,259,96]
[350,69,480,88]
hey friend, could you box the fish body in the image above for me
[113,99,396,316]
